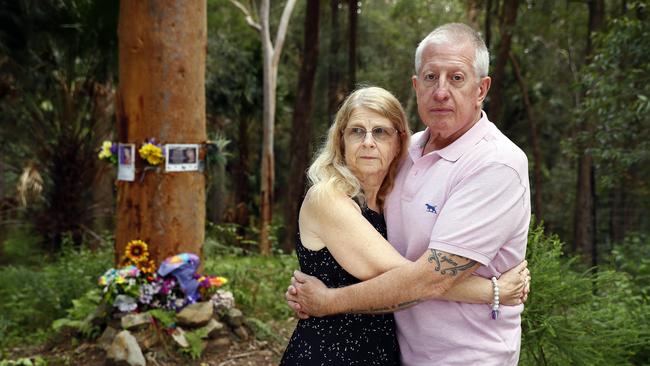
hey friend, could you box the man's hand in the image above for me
[497,260,531,305]
[284,270,333,317]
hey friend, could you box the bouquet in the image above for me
[99,240,227,313]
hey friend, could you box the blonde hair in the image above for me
[307,86,411,209]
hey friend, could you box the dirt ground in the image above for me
[4,318,298,366]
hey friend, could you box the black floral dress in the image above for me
[280,206,400,366]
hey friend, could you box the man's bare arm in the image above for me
[289,248,480,316]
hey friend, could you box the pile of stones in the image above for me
[96,298,248,366]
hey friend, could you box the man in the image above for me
[286,23,530,365]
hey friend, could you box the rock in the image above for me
[209,336,231,349]
[171,327,189,348]
[233,326,249,340]
[87,302,110,327]
[121,313,153,331]
[106,330,146,366]
[200,318,225,339]
[133,329,159,350]
[98,326,119,351]
[176,301,213,327]
[223,308,244,328]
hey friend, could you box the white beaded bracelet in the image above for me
[491,276,500,320]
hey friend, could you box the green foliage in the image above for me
[203,253,298,321]
[147,309,176,329]
[0,0,118,251]
[606,234,650,299]
[576,16,650,178]
[0,356,46,366]
[180,327,211,360]
[0,240,111,349]
[0,229,44,267]
[521,223,650,365]
[51,289,102,338]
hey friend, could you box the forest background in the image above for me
[0,0,649,365]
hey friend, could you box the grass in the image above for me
[0,226,299,354]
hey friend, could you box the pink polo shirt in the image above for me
[384,112,530,365]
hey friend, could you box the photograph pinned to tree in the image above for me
[117,143,135,181]
[165,144,200,172]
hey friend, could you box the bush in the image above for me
[203,253,298,321]
[520,224,650,366]
[0,239,111,349]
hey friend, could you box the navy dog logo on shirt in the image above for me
[425,203,437,214]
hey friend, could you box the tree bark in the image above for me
[115,0,207,265]
[283,0,320,253]
[509,52,543,221]
[328,0,343,121]
[235,117,250,212]
[574,0,605,266]
[484,0,493,48]
[347,0,358,92]
[487,0,518,125]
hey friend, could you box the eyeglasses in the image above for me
[343,126,399,143]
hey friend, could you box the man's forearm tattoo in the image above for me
[428,249,476,276]
[354,299,423,315]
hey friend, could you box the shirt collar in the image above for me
[410,111,492,162]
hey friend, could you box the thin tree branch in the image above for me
[229,0,262,32]
[271,0,298,68]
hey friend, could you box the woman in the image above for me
[280,87,528,366]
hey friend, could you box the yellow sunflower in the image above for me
[124,240,149,263]
[138,259,157,274]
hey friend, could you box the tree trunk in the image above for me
[573,0,604,266]
[235,117,250,216]
[509,52,543,221]
[465,0,482,30]
[487,0,518,125]
[484,0,493,48]
[0,156,5,251]
[328,0,343,121]
[258,0,297,255]
[347,0,358,92]
[283,0,320,253]
[115,0,207,266]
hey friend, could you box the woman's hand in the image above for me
[497,260,531,305]
[285,270,333,317]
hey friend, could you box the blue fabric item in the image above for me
[158,253,201,301]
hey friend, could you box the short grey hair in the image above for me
[414,23,490,79]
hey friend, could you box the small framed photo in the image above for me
[117,143,135,181]
[165,144,200,172]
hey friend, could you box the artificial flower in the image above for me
[138,259,157,274]
[210,290,235,311]
[98,141,118,165]
[210,276,228,287]
[114,295,138,313]
[125,240,149,263]
[138,139,164,165]
[98,141,113,159]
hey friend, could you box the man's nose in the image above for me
[432,79,450,101]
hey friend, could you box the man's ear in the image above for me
[477,76,491,105]
[412,75,418,90]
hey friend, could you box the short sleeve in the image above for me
[428,163,528,265]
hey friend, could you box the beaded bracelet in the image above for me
[491,276,500,320]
